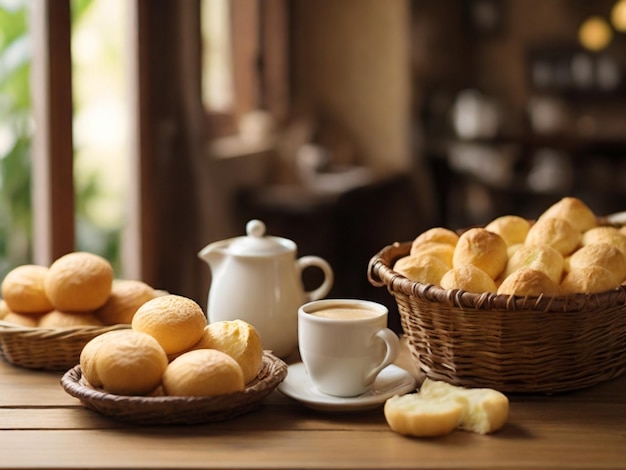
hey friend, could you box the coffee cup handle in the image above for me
[298,256,334,301]
[365,328,400,385]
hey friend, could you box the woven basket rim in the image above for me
[0,320,129,338]
[60,351,288,424]
[368,241,626,313]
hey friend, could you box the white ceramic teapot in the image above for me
[198,219,334,358]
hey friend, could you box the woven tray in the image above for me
[0,321,129,371]
[368,241,626,394]
[60,351,288,425]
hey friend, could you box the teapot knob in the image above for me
[246,219,266,238]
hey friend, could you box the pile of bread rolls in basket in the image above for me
[383,196,626,439]
[0,251,264,399]
[393,196,626,296]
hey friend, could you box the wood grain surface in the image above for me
[0,339,624,469]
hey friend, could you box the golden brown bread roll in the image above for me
[506,243,523,258]
[409,242,454,267]
[525,217,581,256]
[393,254,450,286]
[452,228,508,280]
[162,349,245,397]
[440,265,497,294]
[80,329,168,395]
[1,265,54,314]
[537,197,597,233]
[2,312,41,327]
[502,244,564,285]
[38,310,103,329]
[95,279,158,325]
[411,227,459,248]
[568,243,626,283]
[44,252,113,312]
[0,299,9,320]
[581,226,626,257]
[560,265,620,294]
[131,294,207,355]
[485,215,531,247]
[497,268,562,297]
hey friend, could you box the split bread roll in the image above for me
[191,320,263,384]
[384,394,463,438]
[384,378,509,437]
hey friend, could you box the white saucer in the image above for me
[277,363,417,412]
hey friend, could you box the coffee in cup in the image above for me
[308,306,378,321]
[298,299,400,397]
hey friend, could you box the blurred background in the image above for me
[1,0,626,325]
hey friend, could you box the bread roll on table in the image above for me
[384,378,509,437]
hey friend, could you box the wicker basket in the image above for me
[61,351,288,425]
[368,241,626,394]
[0,321,129,371]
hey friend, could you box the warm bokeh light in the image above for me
[578,16,613,51]
[611,0,626,32]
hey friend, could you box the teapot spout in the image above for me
[197,242,223,268]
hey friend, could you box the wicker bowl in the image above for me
[368,241,626,394]
[0,321,129,371]
[61,351,288,425]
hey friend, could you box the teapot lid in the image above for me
[228,220,294,255]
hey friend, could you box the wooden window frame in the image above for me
[29,0,288,301]
[203,0,289,138]
[31,0,75,264]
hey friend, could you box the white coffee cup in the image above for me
[298,299,400,397]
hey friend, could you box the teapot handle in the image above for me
[297,256,334,302]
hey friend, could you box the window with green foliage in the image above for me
[0,0,124,280]
[0,0,33,278]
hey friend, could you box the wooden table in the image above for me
[1,340,624,469]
